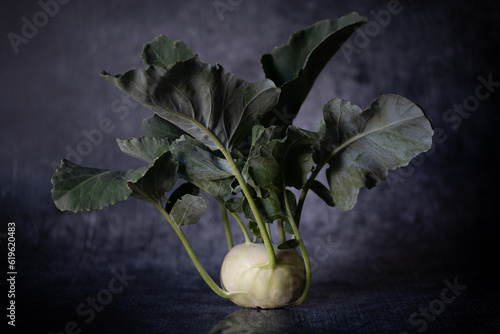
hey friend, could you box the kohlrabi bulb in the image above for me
[220,243,306,308]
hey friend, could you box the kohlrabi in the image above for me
[51,12,434,309]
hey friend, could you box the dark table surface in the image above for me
[2,0,500,333]
[16,250,500,333]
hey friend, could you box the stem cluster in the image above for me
[141,139,331,306]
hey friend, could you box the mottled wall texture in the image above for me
[1,0,499,333]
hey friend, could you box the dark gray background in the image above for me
[1,0,499,333]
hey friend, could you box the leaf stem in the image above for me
[220,203,233,251]
[229,211,251,244]
[147,105,275,266]
[129,183,233,299]
[220,149,276,268]
[277,218,285,244]
[295,162,324,225]
[284,182,311,305]
[297,128,381,223]
[266,223,272,243]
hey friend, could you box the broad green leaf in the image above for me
[51,160,150,212]
[322,94,433,210]
[170,136,235,200]
[128,152,179,203]
[283,126,317,189]
[260,12,368,127]
[142,114,187,140]
[116,136,170,164]
[101,57,280,151]
[170,194,207,227]
[165,182,200,213]
[141,35,197,69]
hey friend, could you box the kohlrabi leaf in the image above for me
[141,35,197,69]
[247,125,282,159]
[283,126,317,189]
[101,57,280,152]
[51,160,150,212]
[321,94,433,211]
[165,182,200,213]
[127,152,179,203]
[243,125,313,222]
[245,126,316,192]
[245,139,285,222]
[225,197,243,213]
[170,136,235,200]
[260,12,368,127]
[116,136,170,164]
[170,194,207,227]
[196,178,235,201]
[242,196,282,224]
[142,114,187,140]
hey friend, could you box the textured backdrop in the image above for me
[1,0,499,333]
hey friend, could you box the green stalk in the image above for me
[220,203,233,251]
[229,211,251,244]
[145,105,275,267]
[284,182,311,305]
[130,184,234,299]
[295,164,322,225]
[220,149,276,268]
[297,134,370,224]
[277,219,285,244]
[266,223,272,243]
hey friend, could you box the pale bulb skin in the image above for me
[220,243,306,308]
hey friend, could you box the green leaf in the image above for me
[198,178,235,201]
[247,139,284,199]
[170,136,235,200]
[283,126,317,189]
[141,35,197,69]
[225,197,243,213]
[101,57,280,151]
[277,239,299,250]
[51,160,150,212]
[165,182,200,213]
[170,194,207,227]
[321,94,433,210]
[260,12,368,127]
[242,196,282,224]
[243,126,313,222]
[171,136,233,179]
[128,151,179,203]
[245,139,285,222]
[248,125,282,159]
[142,114,187,140]
[116,136,170,164]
